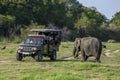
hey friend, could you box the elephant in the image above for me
[73,38,81,58]
[73,37,102,62]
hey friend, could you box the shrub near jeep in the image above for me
[16,35,57,62]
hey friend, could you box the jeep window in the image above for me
[24,38,44,45]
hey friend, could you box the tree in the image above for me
[0,14,16,37]
[0,0,110,41]
[110,11,120,28]
[74,7,107,38]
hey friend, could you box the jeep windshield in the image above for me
[24,37,44,45]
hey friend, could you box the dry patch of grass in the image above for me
[104,49,120,57]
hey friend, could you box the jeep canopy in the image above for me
[30,29,62,45]
[31,29,62,39]
[30,29,62,35]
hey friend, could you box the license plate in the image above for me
[22,52,31,54]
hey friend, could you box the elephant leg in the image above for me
[81,54,88,62]
[84,55,88,61]
[81,50,86,62]
[73,47,79,58]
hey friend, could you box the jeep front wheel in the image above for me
[35,51,43,62]
[50,50,57,61]
[16,53,23,61]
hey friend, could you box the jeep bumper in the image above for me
[17,50,36,55]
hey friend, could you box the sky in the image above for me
[77,0,120,20]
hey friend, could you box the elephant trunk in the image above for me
[73,47,79,58]
[73,47,76,57]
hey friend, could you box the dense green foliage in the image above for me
[110,12,120,28]
[0,0,120,41]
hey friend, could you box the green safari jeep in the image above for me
[16,29,62,62]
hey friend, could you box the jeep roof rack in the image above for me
[28,34,45,37]
[31,29,61,32]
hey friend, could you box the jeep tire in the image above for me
[35,51,43,62]
[16,53,23,61]
[50,50,56,61]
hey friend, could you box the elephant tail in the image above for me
[97,41,102,58]
[99,41,102,53]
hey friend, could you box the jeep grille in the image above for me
[23,47,32,51]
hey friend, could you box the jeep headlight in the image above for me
[18,46,23,49]
[32,47,37,51]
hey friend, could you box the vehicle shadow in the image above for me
[19,56,100,63]
[41,59,100,63]
[41,59,80,62]
[19,59,100,63]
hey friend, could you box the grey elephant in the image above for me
[73,37,102,62]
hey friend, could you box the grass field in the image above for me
[0,42,120,80]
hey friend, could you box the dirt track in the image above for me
[104,49,120,57]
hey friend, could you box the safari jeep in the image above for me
[16,29,62,62]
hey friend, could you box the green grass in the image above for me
[0,42,120,80]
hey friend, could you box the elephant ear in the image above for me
[77,39,80,45]
[74,38,81,49]
[74,38,80,47]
